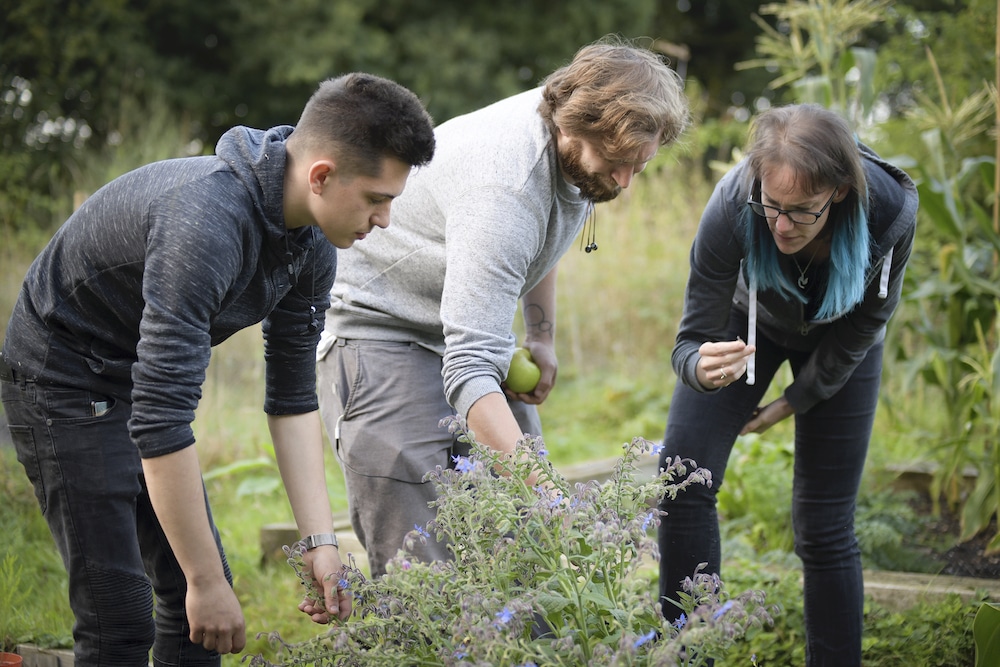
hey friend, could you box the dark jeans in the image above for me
[657,324,882,667]
[1,370,230,667]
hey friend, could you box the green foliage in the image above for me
[975,602,1000,667]
[735,0,891,124]
[721,560,981,666]
[876,0,997,135]
[0,449,73,651]
[253,422,777,666]
[708,562,808,666]
[855,488,941,573]
[861,593,979,667]
[0,553,32,649]
[717,435,795,556]
[890,73,999,550]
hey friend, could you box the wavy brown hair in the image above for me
[539,37,689,159]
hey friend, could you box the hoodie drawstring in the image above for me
[878,246,893,299]
[746,275,757,386]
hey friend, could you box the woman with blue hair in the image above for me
[657,103,918,666]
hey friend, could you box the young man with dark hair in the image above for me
[1,72,435,666]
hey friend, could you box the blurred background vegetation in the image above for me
[1,0,999,663]
[2,0,993,232]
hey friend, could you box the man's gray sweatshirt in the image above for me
[320,88,589,418]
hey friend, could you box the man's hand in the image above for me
[297,545,352,623]
[504,340,557,405]
[186,578,247,654]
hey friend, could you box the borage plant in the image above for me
[251,417,776,666]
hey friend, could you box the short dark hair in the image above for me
[291,73,435,176]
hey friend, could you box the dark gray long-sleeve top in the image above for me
[2,125,336,457]
[672,145,918,413]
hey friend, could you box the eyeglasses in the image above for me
[747,188,837,226]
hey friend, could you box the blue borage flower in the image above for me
[494,606,514,627]
[673,613,687,629]
[651,440,665,456]
[451,455,475,473]
[413,524,430,538]
[634,629,657,648]
[713,600,735,620]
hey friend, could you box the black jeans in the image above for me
[657,325,882,667]
[1,369,230,667]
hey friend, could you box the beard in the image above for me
[558,139,621,203]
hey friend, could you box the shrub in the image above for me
[249,418,777,666]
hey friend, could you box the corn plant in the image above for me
[735,0,891,126]
[890,58,999,552]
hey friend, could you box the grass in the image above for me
[0,147,988,665]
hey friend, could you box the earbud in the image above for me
[308,304,319,333]
[585,242,598,253]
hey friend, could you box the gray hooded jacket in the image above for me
[2,126,335,457]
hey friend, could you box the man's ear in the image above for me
[834,184,851,203]
[308,160,337,194]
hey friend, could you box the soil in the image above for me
[906,493,1000,579]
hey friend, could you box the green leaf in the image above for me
[534,592,572,614]
[792,75,832,107]
[235,475,282,497]
[974,603,1000,667]
[202,456,275,481]
[848,46,877,117]
[960,472,997,542]
[916,180,962,240]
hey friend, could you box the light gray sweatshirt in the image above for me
[319,88,589,418]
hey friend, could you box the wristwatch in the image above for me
[302,533,339,550]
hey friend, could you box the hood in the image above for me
[215,125,294,247]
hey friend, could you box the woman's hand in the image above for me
[696,338,756,389]
[740,397,794,435]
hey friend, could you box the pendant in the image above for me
[797,275,809,289]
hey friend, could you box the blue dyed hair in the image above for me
[739,104,873,320]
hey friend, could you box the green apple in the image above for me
[505,347,541,393]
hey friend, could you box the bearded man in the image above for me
[317,37,690,577]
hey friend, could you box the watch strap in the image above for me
[302,533,339,550]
